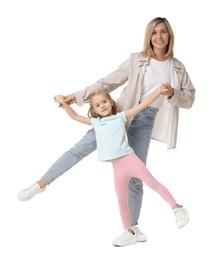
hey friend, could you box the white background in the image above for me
[0,0,221,259]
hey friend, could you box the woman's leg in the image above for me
[127,107,159,225]
[18,129,97,201]
[41,128,97,184]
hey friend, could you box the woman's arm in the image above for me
[54,95,91,125]
[168,59,196,109]
[74,55,132,106]
[125,90,161,119]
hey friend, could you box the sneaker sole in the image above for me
[113,241,137,247]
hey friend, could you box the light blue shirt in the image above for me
[91,112,133,162]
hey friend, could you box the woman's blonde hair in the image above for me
[87,90,121,118]
[141,17,174,59]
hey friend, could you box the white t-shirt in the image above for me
[91,112,133,162]
[141,58,171,108]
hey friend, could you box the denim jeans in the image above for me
[42,107,158,226]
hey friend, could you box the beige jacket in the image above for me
[75,53,195,149]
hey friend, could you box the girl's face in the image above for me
[91,93,113,117]
[151,22,169,53]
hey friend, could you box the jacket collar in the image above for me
[138,55,182,70]
[138,55,149,67]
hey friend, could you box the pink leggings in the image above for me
[112,153,178,230]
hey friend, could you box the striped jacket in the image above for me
[75,53,195,149]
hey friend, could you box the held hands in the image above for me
[160,83,174,97]
[54,95,65,105]
[54,93,76,108]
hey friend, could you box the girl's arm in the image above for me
[54,95,91,125]
[125,90,161,119]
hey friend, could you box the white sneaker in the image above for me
[173,206,189,229]
[132,226,147,242]
[112,230,137,247]
[17,183,46,201]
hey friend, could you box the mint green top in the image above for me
[91,112,133,162]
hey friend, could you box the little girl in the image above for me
[54,89,189,247]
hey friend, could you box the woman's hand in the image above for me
[160,83,174,97]
[63,94,76,105]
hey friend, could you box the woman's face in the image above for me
[151,22,169,53]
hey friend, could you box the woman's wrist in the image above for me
[168,88,174,98]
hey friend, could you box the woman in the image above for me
[18,17,195,246]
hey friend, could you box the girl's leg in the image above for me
[131,155,189,229]
[113,160,132,230]
[127,153,178,208]
[113,154,189,232]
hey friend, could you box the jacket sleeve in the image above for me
[74,55,131,106]
[168,62,196,109]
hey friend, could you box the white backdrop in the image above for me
[1,0,221,259]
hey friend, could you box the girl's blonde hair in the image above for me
[87,90,121,118]
[141,17,174,59]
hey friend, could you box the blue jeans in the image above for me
[42,107,158,226]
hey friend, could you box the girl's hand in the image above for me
[54,95,65,106]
